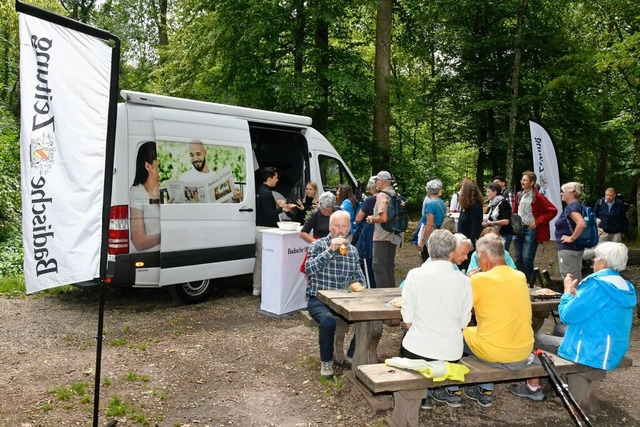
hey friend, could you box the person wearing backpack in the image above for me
[354,177,378,288]
[554,182,587,281]
[594,187,628,243]
[366,170,403,288]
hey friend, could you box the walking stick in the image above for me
[534,350,594,427]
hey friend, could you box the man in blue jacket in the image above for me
[593,187,628,242]
[509,242,636,401]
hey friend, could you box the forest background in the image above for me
[0,0,639,280]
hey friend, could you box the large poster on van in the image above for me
[18,13,112,293]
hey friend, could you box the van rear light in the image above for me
[109,205,129,255]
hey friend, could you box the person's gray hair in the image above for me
[453,233,474,251]
[318,191,336,209]
[366,176,377,192]
[561,182,583,198]
[427,229,457,260]
[595,242,628,272]
[329,210,350,225]
[475,233,504,259]
[425,179,443,195]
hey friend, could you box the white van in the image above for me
[106,90,358,303]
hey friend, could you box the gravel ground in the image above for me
[1,233,639,427]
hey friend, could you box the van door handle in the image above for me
[239,207,254,212]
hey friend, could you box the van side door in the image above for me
[151,107,256,285]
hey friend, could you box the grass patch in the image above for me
[103,377,112,387]
[319,374,345,394]
[0,276,83,298]
[105,395,127,416]
[41,401,53,412]
[302,355,319,368]
[126,371,150,382]
[70,381,87,396]
[151,387,167,401]
[109,337,127,347]
[0,275,25,297]
[47,385,72,401]
[104,395,150,425]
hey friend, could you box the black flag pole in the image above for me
[15,2,121,426]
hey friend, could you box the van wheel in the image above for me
[168,279,213,304]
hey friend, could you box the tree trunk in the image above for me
[595,99,610,197]
[373,0,392,173]
[157,0,169,64]
[293,0,306,74]
[507,2,525,187]
[313,20,329,133]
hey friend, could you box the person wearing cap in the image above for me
[354,177,378,288]
[554,182,587,282]
[493,175,514,207]
[366,171,403,288]
[417,179,447,262]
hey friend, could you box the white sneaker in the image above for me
[320,361,334,378]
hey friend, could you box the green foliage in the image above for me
[0,108,20,227]
[0,0,638,255]
[0,230,23,277]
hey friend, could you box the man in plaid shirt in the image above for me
[493,175,514,207]
[306,210,365,378]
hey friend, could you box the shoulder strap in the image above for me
[380,188,394,198]
[563,202,583,234]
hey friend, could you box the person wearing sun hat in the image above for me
[366,170,402,287]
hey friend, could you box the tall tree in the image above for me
[373,0,392,173]
[506,2,525,187]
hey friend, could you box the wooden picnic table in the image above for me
[316,287,560,372]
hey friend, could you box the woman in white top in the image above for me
[130,141,161,252]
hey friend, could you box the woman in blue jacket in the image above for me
[509,242,637,401]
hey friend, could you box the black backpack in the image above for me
[380,189,409,235]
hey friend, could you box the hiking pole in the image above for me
[538,351,594,427]
[535,350,583,427]
[534,350,593,427]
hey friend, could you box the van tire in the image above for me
[168,280,214,304]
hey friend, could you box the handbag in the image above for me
[511,213,523,235]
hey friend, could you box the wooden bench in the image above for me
[356,354,633,427]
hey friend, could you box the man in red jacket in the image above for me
[512,171,558,285]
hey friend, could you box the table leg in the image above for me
[352,320,383,370]
[333,316,349,364]
[531,312,548,333]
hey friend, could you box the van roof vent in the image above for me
[121,90,313,127]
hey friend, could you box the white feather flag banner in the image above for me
[529,120,562,238]
[19,12,112,293]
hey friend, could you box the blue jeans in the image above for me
[503,234,513,252]
[307,297,355,362]
[513,228,538,284]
